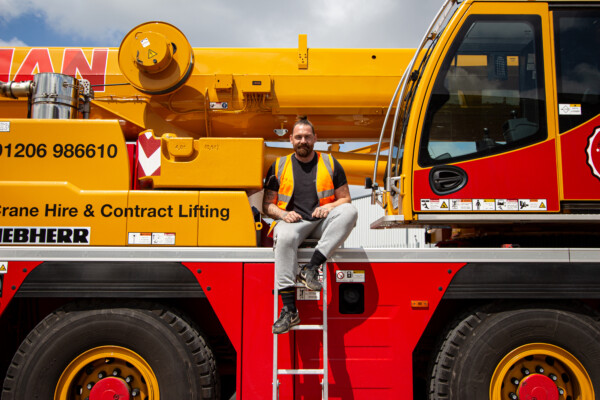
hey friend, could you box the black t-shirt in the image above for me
[264,153,347,221]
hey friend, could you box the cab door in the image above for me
[553,7,600,203]
[411,3,559,216]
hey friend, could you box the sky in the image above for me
[0,0,441,49]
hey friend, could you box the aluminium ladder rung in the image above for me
[278,368,325,375]
[290,324,323,330]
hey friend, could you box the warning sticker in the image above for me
[450,199,473,211]
[0,261,7,274]
[496,199,519,211]
[0,121,10,132]
[148,49,158,59]
[336,270,365,283]
[559,104,582,116]
[152,232,176,245]
[297,287,320,301]
[140,38,150,48]
[420,199,449,211]
[128,232,152,245]
[472,199,496,211]
[209,102,228,110]
[519,199,547,211]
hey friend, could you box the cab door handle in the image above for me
[429,165,468,195]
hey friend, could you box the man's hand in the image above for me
[283,210,303,223]
[312,204,334,219]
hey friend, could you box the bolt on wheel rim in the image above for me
[55,345,159,400]
[490,343,594,400]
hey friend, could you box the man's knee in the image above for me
[335,203,358,224]
[274,226,303,247]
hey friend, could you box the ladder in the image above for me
[272,262,328,400]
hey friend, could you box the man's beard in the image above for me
[294,143,313,157]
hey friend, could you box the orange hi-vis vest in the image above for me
[275,151,336,211]
[267,152,336,237]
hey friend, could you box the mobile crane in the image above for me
[1,1,600,399]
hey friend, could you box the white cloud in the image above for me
[0,37,27,46]
[0,0,442,48]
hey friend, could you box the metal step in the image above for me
[278,368,324,375]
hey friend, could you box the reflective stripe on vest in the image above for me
[274,152,335,211]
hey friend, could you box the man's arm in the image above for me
[312,183,351,218]
[263,189,303,223]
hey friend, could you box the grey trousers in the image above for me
[273,203,358,290]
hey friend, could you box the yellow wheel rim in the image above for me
[490,343,594,400]
[55,345,159,400]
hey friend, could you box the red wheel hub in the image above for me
[518,374,559,400]
[89,377,131,400]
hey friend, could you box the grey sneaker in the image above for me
[272,306,300,334]
[297,265,322,291]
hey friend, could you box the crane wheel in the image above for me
[1,301,219,400]
[428,304,600,400]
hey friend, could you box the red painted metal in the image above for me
[239,261,464,399]
[89,377,131,400]
[184,262,244,397]
[413,139,559,211]
[518,374,559,400]
[0,261,42,316]
[560,115,600,200]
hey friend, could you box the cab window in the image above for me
[418,15,547,167]
[554,9,600,133]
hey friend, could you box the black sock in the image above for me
[307,250,327,270]
[280,287,296,312]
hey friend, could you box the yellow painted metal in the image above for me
[298,34,308,69]
[490,343,594,400]
[197,191,258,246]
[235,75,272,98]
[118,21,194,95]
[144,131,264,189]
[55,345,159,400]
[127,191,200,246]
[1,44,413,141]
[0,119,129,190]
[132,31,173,74]
[0,182,129,245]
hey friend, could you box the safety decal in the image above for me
[559,104,582,116]
[128,232,175,245]
[473,199,496,211]
[518,199,547,211]
[0,121,9,132]
[297,287,320,301]
[152,232,175,245]
[148,49,158,59]
[586,126,600,181]
[336,270,365,283]
[137,131,161,178]
[420,199,449,211]
[0,261,7,274]
[421,199,549,211]
[128,232,152,245]
[495,199,519,211]
[209,102,228,110]
[450,199,473,211]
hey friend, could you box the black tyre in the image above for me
[429,303,600,400]
[2,301,219,400]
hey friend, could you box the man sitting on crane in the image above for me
[263,116,358,334]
